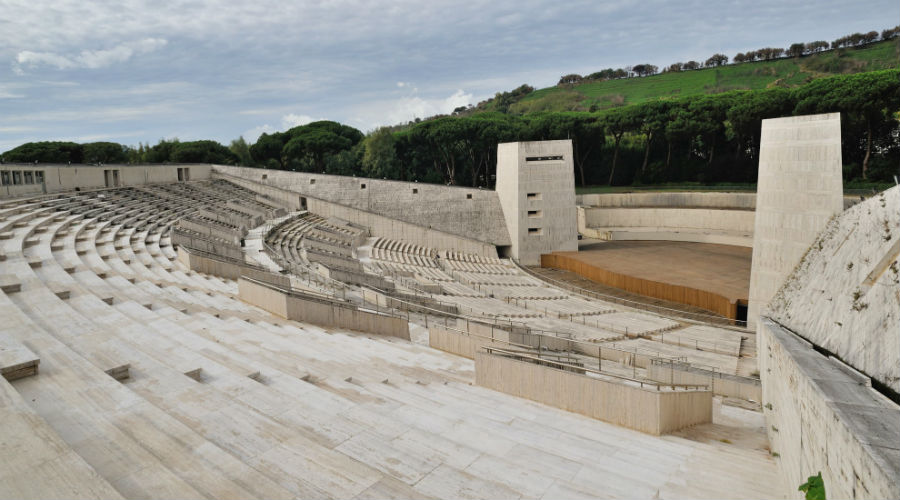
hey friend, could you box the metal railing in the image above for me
[482,346,709,391]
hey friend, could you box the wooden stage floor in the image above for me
[551,239,752,304]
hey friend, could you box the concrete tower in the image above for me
[495,140,577,265]
[747,113,844,328]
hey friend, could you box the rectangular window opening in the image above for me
[525,155,563,162]
[23,172,33,184]
[360,183,366,189]
[12,172,22,185]
[527,192,542,200]
[0,171,9,185]
[310,178,315,184]
[412,188,418,194]
[527,210,542,218]
[466,193,472,199]
[527,227,543,235]
[261,174,268,180]
[35,171,44,184]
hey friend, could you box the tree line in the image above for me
[1,139,240,165]
[556,25,899,84]
[4,70,898,188]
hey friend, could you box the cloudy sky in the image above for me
[1,0,896,152]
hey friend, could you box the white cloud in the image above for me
[350,89,474,131]
[243,124,274,143]
[14,38,167,71]
[0,88,25,99]
[281,113,316,129]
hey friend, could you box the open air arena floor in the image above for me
[544,240,752,320]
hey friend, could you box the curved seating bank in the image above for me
[0,172,777,499]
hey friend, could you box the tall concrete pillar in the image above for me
[747,113,844,328]
[495,140,577,265]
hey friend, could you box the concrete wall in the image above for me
[427,325,510,359]
[238,277,410,340]
[306,197,499,257]
[747,113,844,328]
[767,185,900,394]
[541,253,739,319]
[219,171,499,257]
[475,351,712,435]
[495,141,578,265]
[578,206,754,247]
[759,318,900,500]
[578,192,757,209]
[647,360,761,401]
[213,165,511,246]
[0,164,211,198]
[176,248,292,289]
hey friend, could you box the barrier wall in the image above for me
[578,206,754,247]
[219,172,500,257]
[0,164,211,198]
[578,192,757,209]
[213,165,511,246]
[176,248,292,286]
[647,360,761,401]
[475,351,712,434]
[759,318,900,500]
[428,325,511,359]
[171,230,244,261]
[541,253,739,319]
[238,278,410,340]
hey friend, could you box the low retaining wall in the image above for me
[647,360,761,401]
[239,277,409,340]
[428,325,511,359]
[759,318,900,500]
[176,247,291,288]
[541,253,739,320]
[475,351,712,435]
[176,247,243,279]
[171,230,244,261]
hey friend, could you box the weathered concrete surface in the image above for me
[747,113,844,328]
[578,206,754,247]
[0,164,211,198]
[768,185,900,394]
[214,165,511,247]
[475,350,713,435]
[759,318,900,500]
[578,191,758,209]
[0,179,782,499]
[495,141,577,265]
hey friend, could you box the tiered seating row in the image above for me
[0,182,777,499]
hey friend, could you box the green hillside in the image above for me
[505,39,900,114]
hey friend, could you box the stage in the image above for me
[541,240,751,321]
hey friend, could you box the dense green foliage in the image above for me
[2,139,239,165]
[2,141,85,163]
[228,70,898,187]
[505,39,899,114]
[248,121,364,172]
[384,70,900,186]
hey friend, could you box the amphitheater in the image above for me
[0,115,897,499]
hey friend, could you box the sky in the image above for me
[1,0,897,152]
